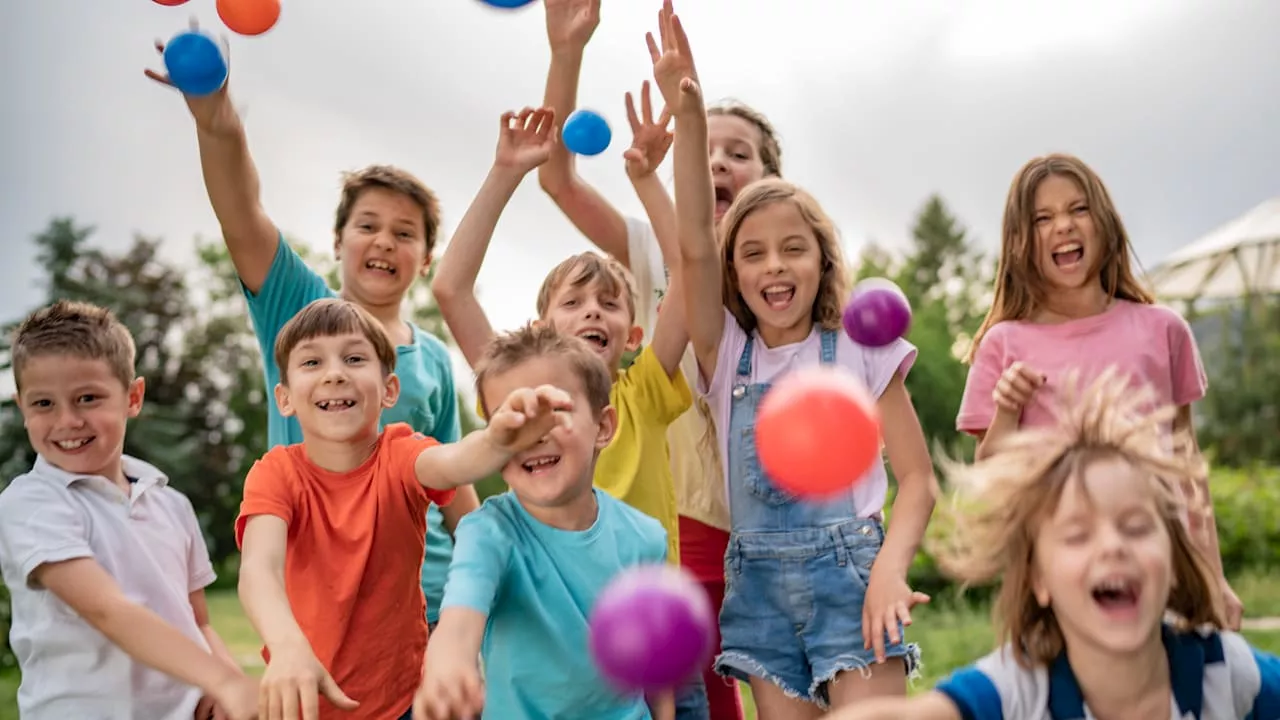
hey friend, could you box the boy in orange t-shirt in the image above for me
[235,298,574,720]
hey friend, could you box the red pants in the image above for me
[679,516,743,720]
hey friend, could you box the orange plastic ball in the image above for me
[216,0,281,36]
[755,365,882,498]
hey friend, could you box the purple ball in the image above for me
[842,277,912,347]
[589,564,714,693]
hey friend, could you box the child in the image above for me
[654,3,937,716]
[955,153,1243,628]
[144,36,478,635]
[0,300,258,720]
[826,372,1280,720]
[414,324,674,720]
[235,298,570,720]
[430,106,691,568]
[540,5,786,715]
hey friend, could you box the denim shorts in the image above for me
[714,518,919,705]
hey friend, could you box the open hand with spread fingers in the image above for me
[143,17,239,134]
[494,107,557,175]
[646,0,703,117]
[623,80,673,180]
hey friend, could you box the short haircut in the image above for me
[474,323,613,420]
[534,252,637,322]
[12,300,136,390]
[273,298,397,383]
[334,165,442,257]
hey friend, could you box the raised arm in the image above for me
[145,34,280,293]
[537,0,632,263]
[432,108,556,368]
[647,2,725,382]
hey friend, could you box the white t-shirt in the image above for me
[0,455,215,719]
[699,308,917,518]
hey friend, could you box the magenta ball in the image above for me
[843,277,912,347]
[589,564,715,693]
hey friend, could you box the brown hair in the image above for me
[334,165,442,257]
[535,252,638,322]
[474,323,613,421]
[707,101,783,178]
[717,178,848,335]
[12,300,136,390]
[273,298,397,383]
[931,370,1224,667]
[967,154,1154,362]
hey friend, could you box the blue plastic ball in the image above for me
[562,109,612,157]
[477,0,537,8]
[163,31,228,97]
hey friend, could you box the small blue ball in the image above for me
[562,109,612,157]
[163,31,228,97]
[477,0,537,7]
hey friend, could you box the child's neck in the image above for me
[523,486,599,532]
[342,291,412,346]
[1038,282,1111,323]
[757,318,813,349]
[302,429,381,473]
[1066,630,1171,720]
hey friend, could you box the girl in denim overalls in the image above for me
[651,12,938,713]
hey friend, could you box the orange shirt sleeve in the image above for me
[384,422,457,511]
[234,448,296,549]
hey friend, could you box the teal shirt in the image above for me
[242,239,462,622]
[442,490,667,720]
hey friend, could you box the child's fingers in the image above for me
[679,77,701,99]
[656,105,672,130]
[154,39,166,54]
[516,106,535,131]
[535,108,556,139]
[532,385,574,412]
[505,387,538,416]
[143,68,175,87]
[645,31,661,64]
[671,14,694,59]
[640,80,654,125]
[624,91,641,133]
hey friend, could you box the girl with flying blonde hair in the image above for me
[827,371,1280,720]
[955,153,1242,628]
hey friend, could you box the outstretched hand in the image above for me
[544,0,601,55]
[623,80,673,181]
[646,0,702,116]
[143,18,237,133]
[485,385,574,454]
[494,107,557,174]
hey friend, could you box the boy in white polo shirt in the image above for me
[0,300,260,720]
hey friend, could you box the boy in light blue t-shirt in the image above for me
[414,324,673,720]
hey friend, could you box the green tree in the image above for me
[1193,295,1280,467]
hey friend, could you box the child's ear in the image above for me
[1031,567,1051,608]
[333,234,344,260]
[624,325,644,352]
[126,377,146,419]
[594,406,618,450]
[382,373,402,409]
[274,383,297,418]
[419,252,433,278]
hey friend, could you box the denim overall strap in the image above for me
[819,329,836,365]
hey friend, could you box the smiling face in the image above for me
[479,356,615,510]
[17,354,143,481]
[708,113,769,222]
[276,331,399,445]
[729,199,825,346]
[1031,456,1173,656]
[334,186,432,308]
[1032,174,1101,292]
[537,257,643,372]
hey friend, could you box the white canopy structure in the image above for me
[1147,197,1280,301]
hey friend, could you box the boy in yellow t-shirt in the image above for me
[430,106,690,564]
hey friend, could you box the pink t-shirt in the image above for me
[698,309,917,518]
[956,300,1207,435]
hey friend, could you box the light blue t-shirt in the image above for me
[442,490,667,720]
[242,239,462,622]
[935,624,1280,719]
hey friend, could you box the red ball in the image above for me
[216,0,281,36]
[152,0,191,5]
[755,365,881,498]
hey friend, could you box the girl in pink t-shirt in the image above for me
[955,152,1242,628]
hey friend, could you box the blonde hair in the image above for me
[274,298,397,382]
[967,154,1154,362]
[474,323,613,421]
[12,300,136,390]
[931,370,1224,667]
[535,252,638,322]
[718,178,848,335]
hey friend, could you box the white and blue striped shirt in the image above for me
[936,625,1280,719]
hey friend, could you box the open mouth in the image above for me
[316,399,357,412]
[761,283,795,311]
[576,328,609,350]
[521,455,561,475]
[54,437,94,452]
[365,259,397,276]
[1091,576,1140,616]
[714,185,734,216]
[1051,242,1084,269]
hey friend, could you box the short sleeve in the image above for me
[0,480,93,587]
[440,509,512,615]
[241,237,336,363]
[1165,309,1208,406]
[173,490,217,593]
[957,325,1007,435]
[619,345,693,426]
[934,667,1005,720]
[1249,646,1280,718]
[624,217,666,336]
[234,450,297,548]
[860,336,917,399]
[698,308,748,398]
[384,423,455,509]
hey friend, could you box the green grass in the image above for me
[3,569,1279,719]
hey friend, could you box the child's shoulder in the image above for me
[410,323,454,362]
[599,492,666,549]
[1114,299,1193,330]
[0,464,66,519]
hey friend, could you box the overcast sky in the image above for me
[2,0,1279,393]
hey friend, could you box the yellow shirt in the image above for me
[595,345,692,564]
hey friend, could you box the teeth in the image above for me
[1053,242,1082,254]
[366,260,395,272]
[523,456,560,469]
[55,438,91,450]
[317,399,356,410]
[1095,577,1131,592]
[763,285,792,294]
